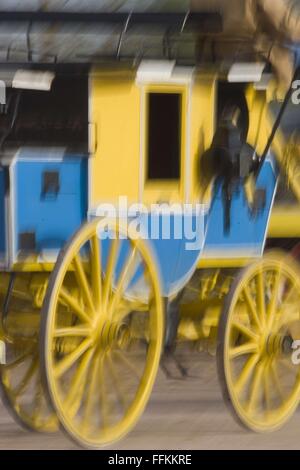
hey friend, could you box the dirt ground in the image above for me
[0,353,299,450]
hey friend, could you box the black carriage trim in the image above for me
[0,11,222,32]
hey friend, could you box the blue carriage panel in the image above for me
[0,167,6,264]
[202,158,278,259]
[12,149,88,260]
[96,159,276,301]
[146,212,205,297]
[100,211,205,299]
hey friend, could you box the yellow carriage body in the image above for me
[89,65,215,208]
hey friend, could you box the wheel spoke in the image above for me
[256,269,266,327]
[91,235,102,310]
[73,255,95,315]
[99,356,110,430]
[267,268,282,329]
[246,360,264,413]
[232,321,258,342]
[115,300,149,323]
[54,337,93,379]
[283,281,297,307]
[113,351,141,381]
[64,348,94,418]
[107,353,128,410]
[235,353,259,395]
[229,342,258,359]
[243,286,261,330]
[82,352,101,432]
[270,361,284,401]
[59,287,91,325]
[53,326,91,338]
[109,247,138,317]
[31,381,44,424]
[103,238,119,309]
[13,358,38,398]
[4,346,35,371]
[263,360,272,411]
[276,308,300,330]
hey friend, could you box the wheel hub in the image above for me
[265,333,293,356]
[94,321,129,350]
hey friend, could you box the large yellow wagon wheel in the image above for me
[217,252,300,432]
[40,218,164,448]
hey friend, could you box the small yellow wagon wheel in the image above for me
[217,252,300,432]
[0,338,58,433]
[40,218,164,448]
[0,281,57,433]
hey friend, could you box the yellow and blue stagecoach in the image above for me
[0,10,300,449]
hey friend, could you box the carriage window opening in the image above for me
[217,82,249,141]
[0,75,89,152]
[147,92,181,180]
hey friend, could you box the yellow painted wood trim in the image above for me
[12,262,55,272]
[268,206,300,238]
[197,258,251,269]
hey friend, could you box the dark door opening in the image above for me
[147,92,181,181]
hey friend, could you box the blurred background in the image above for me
[0,0,299,451]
